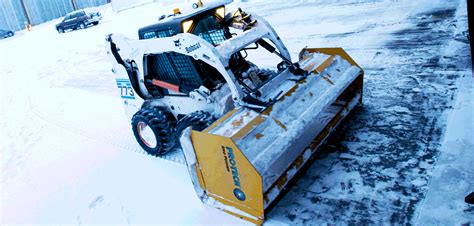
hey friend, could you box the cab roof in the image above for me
[138,1,228,39]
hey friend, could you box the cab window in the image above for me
[191,15,227,46]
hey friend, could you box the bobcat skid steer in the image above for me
[106,1,363,224]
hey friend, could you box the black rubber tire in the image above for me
[78,23,85,29]
[58,27,64,33]
[466,192,474,204]
[175,111,215,137]
[92,21,99,25]
[131,106,176,156]
[8,32,13,37]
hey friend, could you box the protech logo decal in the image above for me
[222,146,246,201]
[185,42,201,53]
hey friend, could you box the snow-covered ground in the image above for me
[0,0,472,225]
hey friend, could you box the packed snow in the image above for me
[0,0,472,225]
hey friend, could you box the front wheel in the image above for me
[175,111,216,136]
[131,106,176,156]
[78,23,85,29]
[57,27,64,33]
[7,32,13,37]
[92,21,99,25]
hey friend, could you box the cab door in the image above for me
[62,14,73,29]
[66,13,79,29]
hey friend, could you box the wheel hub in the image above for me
[137,122,157,148]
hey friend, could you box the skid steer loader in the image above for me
[106,1,363,224]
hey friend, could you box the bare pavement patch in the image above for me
[266,0,472,224]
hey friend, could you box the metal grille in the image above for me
[198,29,226,46]
[142,27,202,94]
[149,52,202,93]
[141,17,227,94]
[142,29,175,39]
[152,54,180,85]
[172,54,202,89]
[143,31,156,39]
[156,29,175,38]
[192,15,227,46]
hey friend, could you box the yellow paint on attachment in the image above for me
[301,59,319,72]
[299,53,337,85]
[320,75,335,85]
[231,115,266,140]
[195,164,207,192]
[298,54,311,64]
[186,46,363,225]
[308,55,336,85]
[313,55,335,74]
[203,109,237,132]
[271,117,287,131]
[301,47,362,69]
[191,131,264,224]
[293,155,304,168]
[275,173,288,189]
[231,111,252,127]
[223,209,263,225]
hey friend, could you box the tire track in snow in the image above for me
[25,91,186,165]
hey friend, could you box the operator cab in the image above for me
[138,3,250,97]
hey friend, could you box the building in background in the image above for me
[0,0,108,31]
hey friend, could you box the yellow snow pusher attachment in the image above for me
[105,2,363,224]
[180,48,363,225]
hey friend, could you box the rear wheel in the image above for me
[78,23,85,29]
[57,27,64,33]
[131,106,176,156]
[92,21,99,25]
[7,32,13,37]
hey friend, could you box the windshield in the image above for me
[63,14,71,21]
